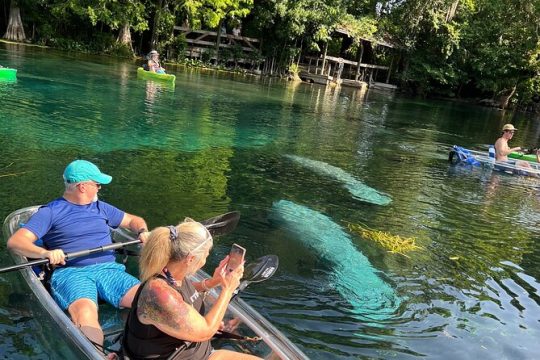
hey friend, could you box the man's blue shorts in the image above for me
[50,262,140,310]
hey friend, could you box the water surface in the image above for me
[1,42,540,359]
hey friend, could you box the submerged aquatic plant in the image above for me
[348,223,423,256]
[0,162,30,178]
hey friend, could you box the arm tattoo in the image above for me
[137,279,195,334]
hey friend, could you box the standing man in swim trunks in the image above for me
[7,160,149,347]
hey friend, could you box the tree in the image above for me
[48,0,147,53]
[3,0,26,41]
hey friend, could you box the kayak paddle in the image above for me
[233,255,279,297]
[214,255,279,342]
[0,211,241,274]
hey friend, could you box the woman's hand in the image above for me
[210,256,229,287]
[221,262,244,294]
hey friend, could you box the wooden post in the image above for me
[386,56,393,83]
[336,58,344,84]
[355,43,364,81]
[321,43,328,75]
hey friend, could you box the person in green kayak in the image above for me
[122,219,261,360]
[146,50,166,74]
[494,124,522,162]
[6,160,149,348]
[494,124,540,164]
[495,124,540,176]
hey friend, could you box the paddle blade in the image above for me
[201,211,240,237]
[234,255,279,296]
[242,255,279,283]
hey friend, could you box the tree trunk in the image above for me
[215,19,224,64]
[117,22,134,53]
[150,0,165,50]
[499,85,517,110]
[446,1,459,22]
[3,0,26,42]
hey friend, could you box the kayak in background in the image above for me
[509,151,538,163]
[137,67,175,83]
[448,145,540,177]
[0,67,17,82]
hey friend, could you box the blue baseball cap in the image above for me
[63,160,112,184]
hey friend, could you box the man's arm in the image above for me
[119,213,149,242]
[7,228,65,264]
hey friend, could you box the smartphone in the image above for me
[226,243,246,272]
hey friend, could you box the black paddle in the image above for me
[0,211,241,274]
[213,255,279,342]
[234,254,279,296]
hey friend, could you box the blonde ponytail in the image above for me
[139,227,172,282]
[139,220,213,282]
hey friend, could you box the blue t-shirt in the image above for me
[24,198,125,267]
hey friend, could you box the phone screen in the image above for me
[227,243,246,272]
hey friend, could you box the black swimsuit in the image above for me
[123,275,212,360]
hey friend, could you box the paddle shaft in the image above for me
[0,239,141,274]
[0,211,240,274]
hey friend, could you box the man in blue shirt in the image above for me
[7,160,149,347]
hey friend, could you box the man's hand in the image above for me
[44,249,66,265]
[138,230,150,243]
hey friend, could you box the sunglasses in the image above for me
[78,182,101,190]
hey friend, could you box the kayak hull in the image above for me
[2,206,308,360]
[0,68,17,81]
[136,67,175,83]
[449,145,540,177]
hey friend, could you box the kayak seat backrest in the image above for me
[488,145,496,159]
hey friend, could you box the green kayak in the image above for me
[0,68,17,81]
[509,152,538,162]
[137,67,175,83]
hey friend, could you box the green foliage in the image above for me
[8,0,540,106]
[230,43,244,66]
[108,43,135,58]
[181,0,254,29]
[288,63,299,75]
[170,34,188,61]
[337,14,378,45]
[201,47,216,63]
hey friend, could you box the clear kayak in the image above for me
[0,67,17,81]
[2,206,308,360]
[448,145,540,177]
[136,67,175,83]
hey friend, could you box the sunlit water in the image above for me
[1,42,540,359]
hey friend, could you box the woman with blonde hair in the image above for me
[122,218,261,359]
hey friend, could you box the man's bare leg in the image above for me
[69,298,103,345]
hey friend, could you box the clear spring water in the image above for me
[1,42,540,359]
